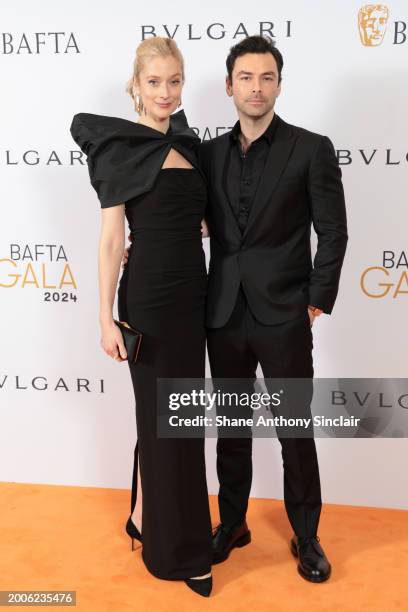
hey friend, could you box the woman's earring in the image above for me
[134,92,142,114]
[178,98,182,108]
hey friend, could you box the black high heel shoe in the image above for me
[184,575,212,597]
[126,516,211,595]
[125,516,142,551]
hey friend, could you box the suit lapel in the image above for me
[212,135,241,239]
[242,119,298,239]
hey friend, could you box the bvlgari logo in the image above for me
[1,32,79,54]
[336,148,408,166]
[0,244,77,302]
[0,374,105,393]
[140,21,293,41]
[358,5,407,45]
[360,251,408,298]
[4,149,82,165]
[358,4,389,46]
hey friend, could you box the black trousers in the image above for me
[206,285,322,538]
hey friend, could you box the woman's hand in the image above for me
[201,218,209,238]
[100,320,127,362]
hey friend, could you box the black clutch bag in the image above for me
[113,319,143,363]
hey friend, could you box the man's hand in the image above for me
[201,218,209,238]
[308,305,323,327]
[121,232,132,269]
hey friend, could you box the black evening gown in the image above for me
[70,111,213,580]
[117,168,212,579]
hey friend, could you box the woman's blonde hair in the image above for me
[125,37,185,114]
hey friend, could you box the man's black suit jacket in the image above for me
[199,115,348,328]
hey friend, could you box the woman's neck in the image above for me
[137,114,170,134]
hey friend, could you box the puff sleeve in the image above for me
[70,112,127,208]
[70,113,92,156]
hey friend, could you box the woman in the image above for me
[70,37,212,597]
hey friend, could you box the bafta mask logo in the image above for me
[358,5,389,46]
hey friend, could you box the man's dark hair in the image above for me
[226,35,283,84]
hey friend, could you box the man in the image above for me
[199,35,347,583]
[123,35,348,583]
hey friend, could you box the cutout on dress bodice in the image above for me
[161,147,194,170]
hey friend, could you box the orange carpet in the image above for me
[1,482,407,611]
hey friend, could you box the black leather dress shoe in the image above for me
[212,521,251,564]
[290,535,331,583]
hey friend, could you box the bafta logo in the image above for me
[358,4,389,46]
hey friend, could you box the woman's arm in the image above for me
[98,204,128,361]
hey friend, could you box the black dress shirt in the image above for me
[225,113,280,232]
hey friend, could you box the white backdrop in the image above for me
[1,0,407,510]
